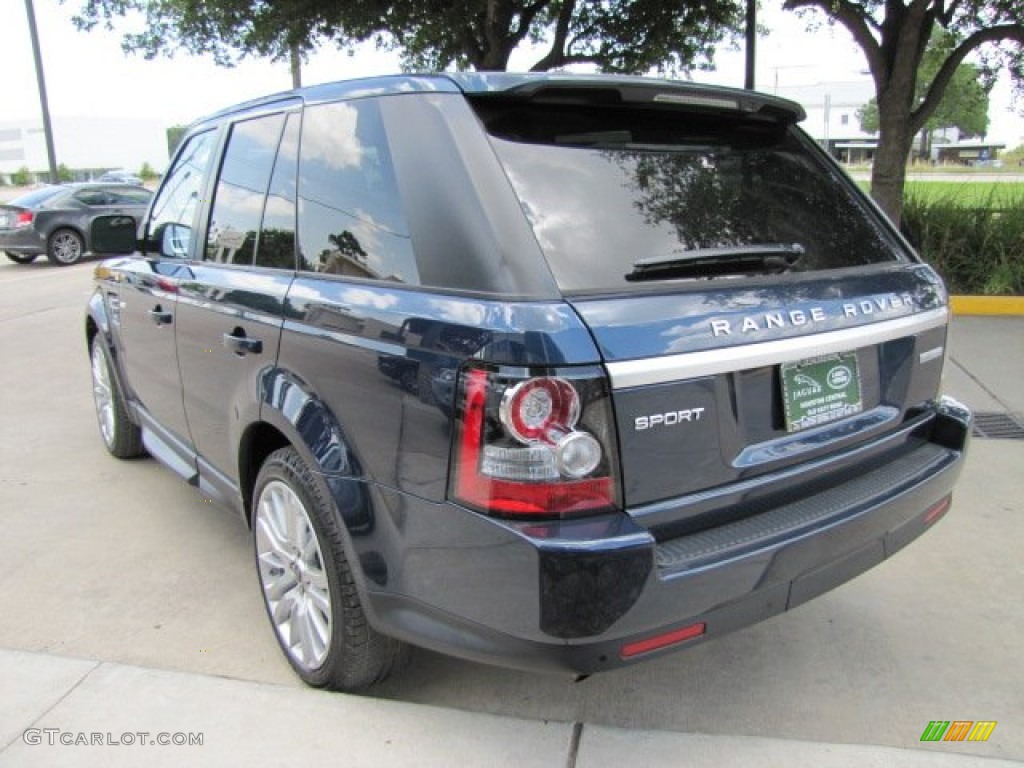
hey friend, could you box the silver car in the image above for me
[1,183,152,266]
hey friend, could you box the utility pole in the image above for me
[744,0,756,90]
[25,0,59,183]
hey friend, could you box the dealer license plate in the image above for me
[781,352,863,433]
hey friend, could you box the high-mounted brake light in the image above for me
[450,365,621,518]
[14,211,33,228]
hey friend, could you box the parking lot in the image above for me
[1,257,1022,764]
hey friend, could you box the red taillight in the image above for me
[15,211,33,228]
[500,377,579,443]
[450,366,620,518]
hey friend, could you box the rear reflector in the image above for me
[923,495,951,524]
[620,622,706,659]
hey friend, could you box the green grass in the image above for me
[855,180,1024,207]
[903,181,1024,208]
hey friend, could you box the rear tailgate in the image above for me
[571,264,948,520]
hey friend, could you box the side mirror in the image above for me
[155,222,191,259]
[90,215,138,255]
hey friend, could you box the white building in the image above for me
[0,116,168,182]
[773,81,879,161]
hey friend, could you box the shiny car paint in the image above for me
[85,73,970,680]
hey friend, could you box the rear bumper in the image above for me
[359,397,970,675]
[0,228,46,255]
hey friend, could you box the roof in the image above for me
[935,141,1007,150]
[191,72,806,130]
[772,81,875,109]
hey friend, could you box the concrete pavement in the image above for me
[1,259,1021,766]
[2,648,1020,768]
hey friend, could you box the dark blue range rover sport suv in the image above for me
[85,73,971,690]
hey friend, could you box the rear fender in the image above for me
[255,367,374,536]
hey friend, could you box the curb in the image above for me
[950,296,1024,316]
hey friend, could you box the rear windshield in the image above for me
[9,186,65,208]
[474,102,905,292]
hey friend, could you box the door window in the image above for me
[254,113,300,271]
[297,99,416,283]
[147,130,217,259]
[205,113,286,265]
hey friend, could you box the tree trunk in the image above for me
[290,44,302,89]
[871,105,915,227]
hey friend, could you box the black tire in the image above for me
[399,366,418,394]
[252,447,409,690]
[5,251,38,264]
[47,228,85,266]
[89,336,144,458]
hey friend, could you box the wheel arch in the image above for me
[48,224,87,248]
[242,368,370,532]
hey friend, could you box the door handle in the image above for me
[222,329,263,356]
[149,305,173,326]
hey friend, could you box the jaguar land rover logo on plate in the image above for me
[828,365,852,390]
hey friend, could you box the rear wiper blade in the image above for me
[626,243,805,281]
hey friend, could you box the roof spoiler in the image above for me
[456,74,805,123]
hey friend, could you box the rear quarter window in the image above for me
[474,101,906,293]
[10,187,65,208]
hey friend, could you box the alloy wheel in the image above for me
[51,231,83,264]
[254,480,333,671]
[90,343,115,447]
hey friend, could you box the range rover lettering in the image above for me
[85,74,971,690]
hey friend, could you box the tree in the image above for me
[361,0,743,73]
[858,30,991,159]
[166,124,188,157]
[138,161,159,182]
[74,0,328,73]
[73,0,744,77]
[781,0,1023,225]
[11,167,32,186]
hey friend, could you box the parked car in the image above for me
[1,183,152,266]
[97,170,145,185]
[84,73,970,691]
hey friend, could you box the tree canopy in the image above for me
[858,30,991,143]
[781,0,1023,224]
[72,0,744,75]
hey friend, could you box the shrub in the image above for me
[138,162,159,182]
[11,166,32,186]
[902,188,1024,295]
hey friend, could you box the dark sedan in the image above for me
[1,183,152,266]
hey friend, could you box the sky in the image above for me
[2,0,1021,154]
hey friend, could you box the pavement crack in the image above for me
[950,356,1016,414]
[0,658,103,755]
[566,721,584,768]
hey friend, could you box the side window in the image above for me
[297,98,416,283]
[110,187,153,205]
[148,130,217,258]
[254,112,299,270]
[205,113,286,265]
[74,189,111,206]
